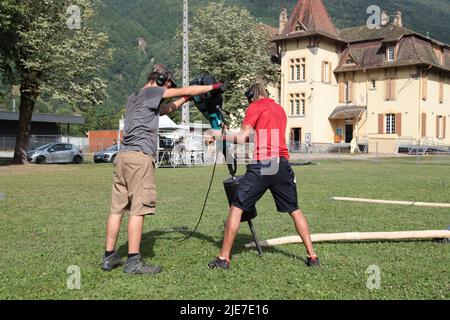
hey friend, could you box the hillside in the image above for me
[2,0,449,132]
[96,0,450,115]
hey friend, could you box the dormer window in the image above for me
[387,46,395,62]
[295,20,306,32]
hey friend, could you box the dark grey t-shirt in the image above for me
[121,87,166,157]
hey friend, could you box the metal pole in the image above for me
[248,220,263,257]
[182,0,190,125]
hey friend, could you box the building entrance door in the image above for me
[345,124,354,143]
[290,128,301,152]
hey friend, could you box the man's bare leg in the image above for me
[290,210,317,258]
[128,215,145,254]
[105,214,123,252]
[219,206,244,260]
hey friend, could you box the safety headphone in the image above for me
[245,88,254,104]
[156,71,170,87]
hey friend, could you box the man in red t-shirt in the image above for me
[208,83,320,270]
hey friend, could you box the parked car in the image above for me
[94,144,120,163]
[27,143,84,164]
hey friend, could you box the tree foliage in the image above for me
[189,2,279,127]
[0,0,111,162]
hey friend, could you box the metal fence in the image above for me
[0,135,89,153]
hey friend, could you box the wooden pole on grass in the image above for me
[245,230,450,248]
[331,197,450,208]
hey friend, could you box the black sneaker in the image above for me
[208,257,230,270]
[123,254,161,275]
[101,253,123,272]
[306,256,321,267]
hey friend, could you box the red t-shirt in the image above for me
[243,98,289,161]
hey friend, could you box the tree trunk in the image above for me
[12,82,39,164]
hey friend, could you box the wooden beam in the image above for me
[331,197,450,208]
[245,230,450,248]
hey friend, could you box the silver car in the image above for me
[93,144,120,163]
[27,143,84,164]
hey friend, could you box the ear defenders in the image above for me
[245,88,254,104]
[156,71,170,87]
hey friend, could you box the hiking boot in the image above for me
[101,253,123,272]
[123,254,161,275]
[208,257,230,270]
[306,256,321,267]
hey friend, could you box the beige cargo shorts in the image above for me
[110,151,157,216]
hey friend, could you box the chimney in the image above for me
[393,10,403,27]
[279,8,288,34]
[381,10,390,26]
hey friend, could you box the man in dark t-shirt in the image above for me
[207,83,320,270]
[101,65,224,274]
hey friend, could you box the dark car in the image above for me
[94,145,120,163]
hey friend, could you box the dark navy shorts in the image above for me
[232,157,299,213]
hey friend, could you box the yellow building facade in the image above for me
[272,0,450,153]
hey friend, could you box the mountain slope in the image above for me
[97,0,450,112]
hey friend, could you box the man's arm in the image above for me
[159,97,189,116]
[220,125,253,145]
[163,83,223,99]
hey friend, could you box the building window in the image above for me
[385,78,396,100]
[437,116,444,139]
[322,61,332,83]
[370,80,377,90]
[386,114,396,134]
[387,47,395,62]
[339,80,353,103]
[345,81,350,102]
[289,93,306,117]
[289,58,306,81]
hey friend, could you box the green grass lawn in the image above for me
[0,159,449,300]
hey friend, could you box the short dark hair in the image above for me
[147,71,160,83]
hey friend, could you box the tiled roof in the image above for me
[277,0,338,40]
[335,34,450,73]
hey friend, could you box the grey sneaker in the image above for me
[306,256,321,267]
[208,257,230,270]
[101,253,123,272]
[123,254,161,275]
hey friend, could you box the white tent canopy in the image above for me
[159,115,179,129]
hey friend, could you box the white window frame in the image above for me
[323,61,330,83]
[438,116,444,139]
[387,47,395,62]
[289,58,306,82]
[385,114,396,134]
[289,93,306,117]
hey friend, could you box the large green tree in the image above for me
[0,0,111,164]
[189,2,279,127]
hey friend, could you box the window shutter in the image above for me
[395,113,402,136]
[391,79,396,100]
[348,81,353,102]
[385,79,391,100]
[444,117,447,139]
[329,63,333,83]
[422,73,428,101]
[321,62,325,82]
[436,116,440,138]
[421,113,427,137]
[339,82,344,103]
[378,114,384,134]
[439,74,444,103]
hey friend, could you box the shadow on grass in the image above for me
[116,227,272,260]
